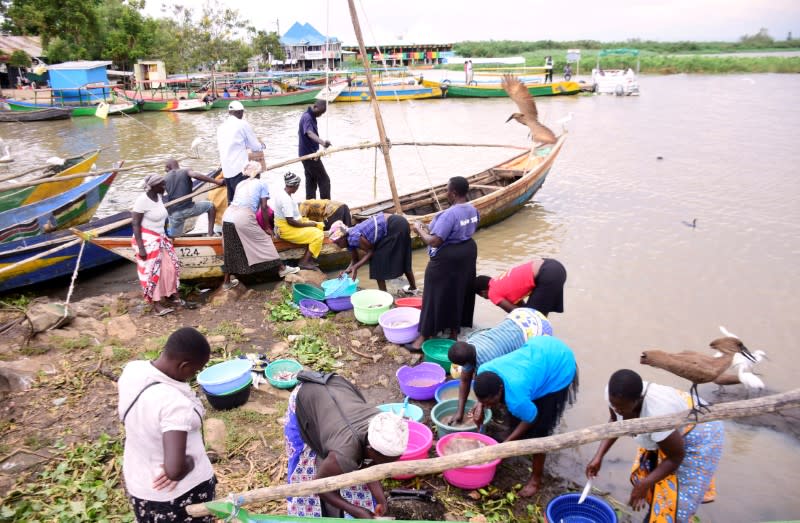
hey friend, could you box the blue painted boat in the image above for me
[0,210,130,293]
[0,170,118,244]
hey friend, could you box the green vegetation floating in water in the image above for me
[0,433,134,522]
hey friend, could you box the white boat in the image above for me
[591,49,641,96]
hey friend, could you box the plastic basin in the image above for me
[326,296,353,312]
[431,399,492,437]
[197,359,253,395]
[299,298,329,318]
[265,359,303,389]
[434,379,476,404]
[379,307,421,344]
[394,420,434,479]
[435,432,501,489]
[396,362,446,400]
[321,276,359,298]
[350,289,394,325]
[204,377,252,410]
[422,338,455,374]
[546,493,618,523]
[377,402,424,423]
[395,296,422,310]
[292,283,325,305]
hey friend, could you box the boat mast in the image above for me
[346,0,403,214]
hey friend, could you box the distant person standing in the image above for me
[217,100,265,204]
[464,59,474,85]
[563,63,573,81]
[544,56,554,83]
[299,100,333,200]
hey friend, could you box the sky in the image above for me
[143,0,800,45]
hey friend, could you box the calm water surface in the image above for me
[3,74,799,521]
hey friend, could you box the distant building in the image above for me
[47,61,113,103]
[341,43,453,67]
[277,22,341,71]
[0,35,44,88]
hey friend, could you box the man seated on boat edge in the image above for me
[163,159,224,237]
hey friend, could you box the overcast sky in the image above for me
[145,1,799,44]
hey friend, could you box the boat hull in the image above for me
[210,88,322,108]
[0,107,71,122]
[5,100,140,116]
[0,211,130,293]
[423,79,580,97]
[0,151,100,213]
[335,85,443,102]
[0,170,118,244]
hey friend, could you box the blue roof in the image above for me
[281,22,339,46]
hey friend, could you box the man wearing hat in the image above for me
[284,374,408,518]
[217,100,265,204]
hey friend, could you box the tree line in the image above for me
[0,0,284,74]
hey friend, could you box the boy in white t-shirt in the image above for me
[118,327,215,522]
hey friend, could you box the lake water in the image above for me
[3,73,799,520]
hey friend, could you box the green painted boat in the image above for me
[210,87,322,108]
[5,99,140,116]
[423,79,581,98]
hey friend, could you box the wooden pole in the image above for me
[346,0,402,215]
[186,389,800,516]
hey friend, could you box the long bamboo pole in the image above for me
[346,0,402,215]
[186,389,800,516]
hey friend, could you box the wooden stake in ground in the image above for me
[186,389,800,516]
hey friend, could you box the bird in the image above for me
[45,156,65,166]
[555,112,574,132]
[0,139,12,164]
[501,74,557,145]
[681,218,697,228]
[190,137,203,158]
[640,336,756,418]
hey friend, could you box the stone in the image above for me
[372,325,384,338]
[409,354,422,364]
[66,316,106,340]
[0,358,56,393]
[101,346,115,358]
[375,375,389,388]
[106,314,138,342]
[243,328,257,335]
[270,341,290,356]
[207,335,226,345]
[241,401,279,416]
[209,283,248,307]
[350,339,362,349]
[353,328,372,340]
[333,310,356,323]
[393,355,406,365]
[384,344,401,357]
[27,302,73,333]
[204,418,227,459]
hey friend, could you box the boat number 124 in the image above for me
[178,247,200,257]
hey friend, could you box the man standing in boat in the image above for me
[217,100,265,204]
[298,100,333,200]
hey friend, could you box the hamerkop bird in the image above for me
[640,336,756,416]
[501,75,558,145]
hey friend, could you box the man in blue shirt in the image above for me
[298,100,333,200]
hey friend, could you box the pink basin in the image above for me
[435,432,501,489]
[393,420,434,480]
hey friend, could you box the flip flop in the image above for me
[298,264,320,271]
[222,280,240,291]
[155,307,174,317]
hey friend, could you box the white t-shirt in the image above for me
[216,115,264,179]
[270,189,300,220]
[118,361,214,501]
[605,381,689,450]
[132,193,168,235]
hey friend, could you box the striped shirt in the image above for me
[463,308,547,371]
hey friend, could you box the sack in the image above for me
[296,370,336,385]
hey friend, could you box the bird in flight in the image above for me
[501,75,557,145]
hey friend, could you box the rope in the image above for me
[356,0,442,211]
[60,239,86,322]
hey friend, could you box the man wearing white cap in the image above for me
[284,374,409,519]
[216,100,265,204]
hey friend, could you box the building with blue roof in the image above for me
[278,22,342,70]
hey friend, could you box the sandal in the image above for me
[222,279,240,291]
[400,285,420,296]
[154,307,174,317]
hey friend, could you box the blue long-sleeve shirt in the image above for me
[478,336,576,423]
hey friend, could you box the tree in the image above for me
[252,30,284,69]
[9,49,31,86]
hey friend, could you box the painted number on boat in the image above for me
[178,247,201,257]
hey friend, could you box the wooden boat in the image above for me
[422,78,581,97]
[0,150,100,213]
[0,169,118,245]
[4,99,140,117]
[0,107,72,122]
[210,87,323,108]
[114,90,212,112]
[335,84,443,102]
[0,211,129,292]
[76,138,564,280]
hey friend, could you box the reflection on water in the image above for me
[3,74,800,519]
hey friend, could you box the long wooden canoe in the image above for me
[0,107,72,122]
[4,99,140,117]
[335,84,443,102]
[0,150,100,213]
[210,87,323,108]
[0,169,118,244]
[422,79,581,98]
[76,137,564,280]
[0,210,129,292]
[114,90,213,112]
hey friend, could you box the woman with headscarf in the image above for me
[405,176,479,351]
[271,172,325,270]
[132,174,182,316]
[585,369,723,523]
[299,199,353,230]
[329,213,417,293]
[221,161,300,290]
[284,374,408,518]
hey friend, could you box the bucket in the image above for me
[422,338,454,374]
[545,493,617,523]
[292,283,325,305]
[431,399,492,437]
[350,289,393,325]
[379,307,421,344]
[396,362,446,400]
[435,432,500,489]
[393,420,433,479]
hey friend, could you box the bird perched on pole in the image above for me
[640,336,756,418]
[501,75,557,145]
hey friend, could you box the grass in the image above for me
[211,320,247,344]
[48,334,94,351]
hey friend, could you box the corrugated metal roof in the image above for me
[48,60,112,70]
[0,35,43,57]
[281,22,339,46]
